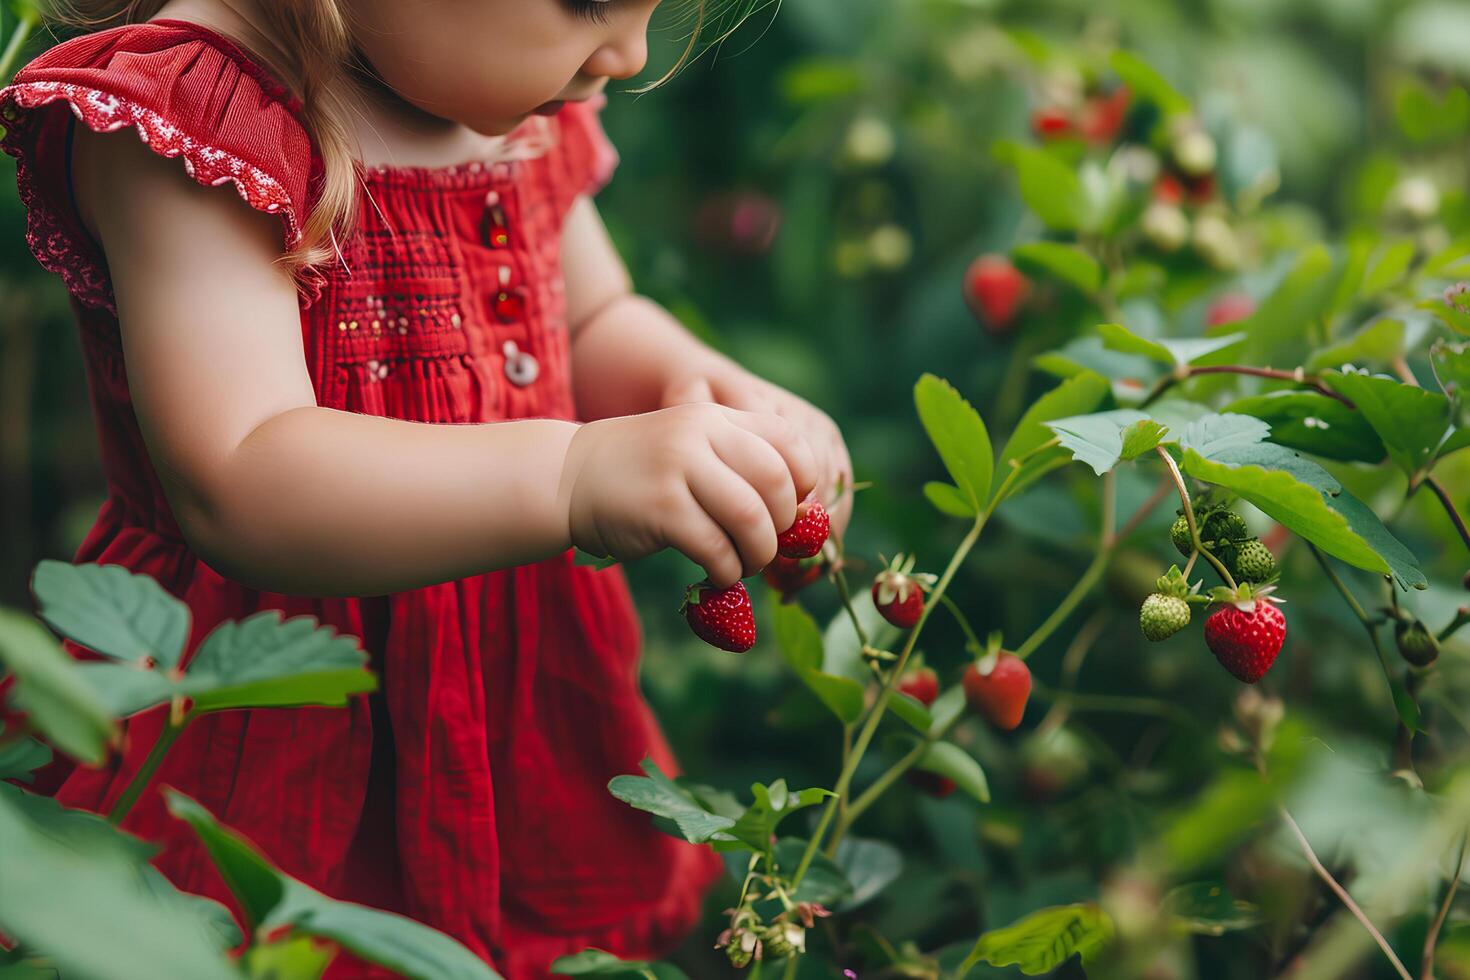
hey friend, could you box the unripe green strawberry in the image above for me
[1140,593,1191,641]
[1170,514,1194,556]
[1233,539,1277,583]
[1203,509,1249,544]
[1395,618,1439,667]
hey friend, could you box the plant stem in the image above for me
[1422,832,1467,980]
[1420,476,1470,553]
[817,514,988,860]
[1139,364,1355,410]
[780,955,798,980]
[937,593,984,653]
[1279,805,1413,980]
[1155,446,1238,590]
[831,562,870,650]
[1013,471,1116,661]
[1441,608,1470,644]
[0,9,38,86]
[107,713,190,825]
[838,710,966,834]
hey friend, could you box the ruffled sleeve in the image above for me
[0,21,319,311]
[553,92,620,203]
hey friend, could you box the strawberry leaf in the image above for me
[608,757,736,845]
[1305,316,1406,371]
[992,371,1110,504]
[772,601,865,723]
[912,741,990,804]
[1011,242,1102,295]
[0,610,117,766]
[1322,370,1452,476]
[1046,410,1151,474]
[1098,322,1245,367]
[1222,391,1385,462]
[924,481,977,518]
[959,903,1115,975]
[915,374,993,511]
[551,950,689,979]
[31,561,190,669]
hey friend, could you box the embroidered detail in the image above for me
[0,80,317,312]
[502,340,539,387]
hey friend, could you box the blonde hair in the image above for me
[46,0,767,280]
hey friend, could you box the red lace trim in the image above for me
[0,79,321,312]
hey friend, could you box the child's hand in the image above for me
[559,404,820,587]
[662,367,853,542]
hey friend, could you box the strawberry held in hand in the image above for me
[762,554,825,598]
[872,554,937,629]
[1205,584,1286,684]
[683,580,757,653]
[776,497,831,559]
[963,653,1032,731]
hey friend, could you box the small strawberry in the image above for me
[905,769,957,798]
[1078,86,1130,144]
[1205,292,1257,331]
[683,580,757,653]
[1233,539,1278,584]
[1140,593,1191,642]
[897,666,940,707]
[963,653,1032,731]
[761,554,825,598]
[1204,584,1286,684]
[1030,106,1074,139]
[963,255,1031,336]
[1152,173,1186,205]
[777,498,830,559]
[1170,514,1195,556]
[871,554,936,629]
[1394,618,1439,667]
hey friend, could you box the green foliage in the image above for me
[959,903,1115,975]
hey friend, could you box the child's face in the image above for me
[349,0,664,134]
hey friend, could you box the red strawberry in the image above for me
[963,255,1031,336]
[761,555,825,597]
[897,667,940,707]
[1031,106,1074,139]
[1205,588,1286,684]
[777,499,831,559]
[1079,86,1130,144]
[683,580,756,653]
[1152,174,1186,205]
[905,769,957,798]
[872,555,935,629]
[962,653,1032,731]
[1205,292,1256,331]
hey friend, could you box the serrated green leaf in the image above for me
[0,791,238,980]
[1109,50,1189,115]
[1239,246,1340,362]
[913,741,990,804]
[1011,242,1101,294]
[1120,419,1169,460]
[1324,370,1452,475]
[1046,410,1150,475]
[165,790,503,980]
[915,375,993,509]
[773,838,852,907]
[1181,450,1390,576]
[1098,323,1245,367]
[31,562,190,668]
[888,691,933,733]
[992,372,1110,504]
[183,612,375,712]
[924,481,977,519]
[1223,391,1386,462]
[1179,413,1273,459]
[0,609,116,765]
[1359,239,1416,297]
[1033,336,1161,384]
[722,782,834,853]
[997,142,1088,231]
[0,727,51,783]
[1306,317,1407,371]
[960,904,1115,975]
[1322,491,1427,591]
[608,758,735,844]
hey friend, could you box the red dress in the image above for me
[0,20,722,979]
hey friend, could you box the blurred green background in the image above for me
[3,0,1470,977]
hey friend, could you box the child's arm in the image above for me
[564,198,854,536]
[72,128,817,596]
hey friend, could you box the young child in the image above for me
[0,0,852,975]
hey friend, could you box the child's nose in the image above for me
[584,28,649,81]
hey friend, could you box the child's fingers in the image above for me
[710,424,799,534]
[666,486,746,588]
[687,461,779,579]
[720,409,820,505]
